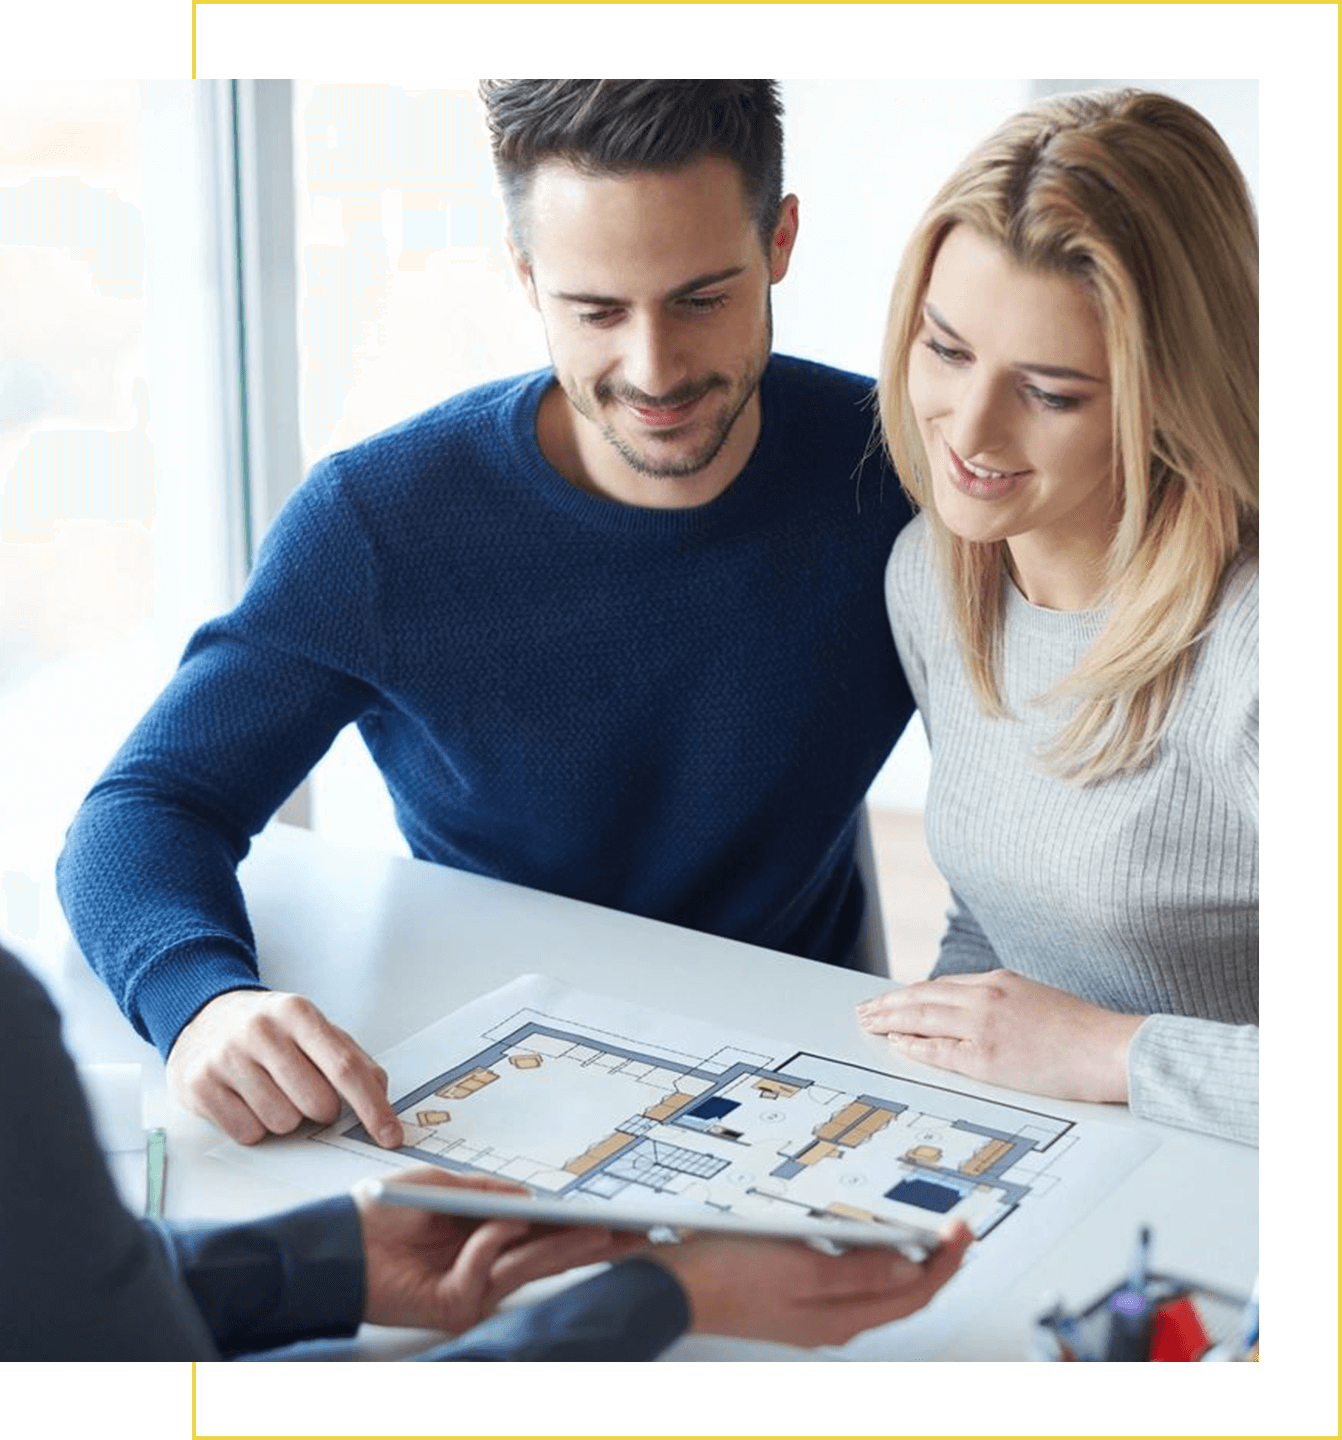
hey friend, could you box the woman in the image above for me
[857,90,1258,1146]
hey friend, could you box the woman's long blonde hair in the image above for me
[878,89,1258,783]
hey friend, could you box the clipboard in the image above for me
[364,1178,942,1258]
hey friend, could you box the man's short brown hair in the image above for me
[479,80,785,257]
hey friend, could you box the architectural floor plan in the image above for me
[324,995,1075,1243]
[224,974,1155,1357]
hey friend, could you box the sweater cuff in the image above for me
[1127,1014,1259,1147]
[128,941,268,1058]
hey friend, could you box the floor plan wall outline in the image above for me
[317,990,1077,1243]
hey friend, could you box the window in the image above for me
[290,82,549,850]
[0,82,234,948]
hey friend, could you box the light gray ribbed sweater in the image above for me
[886,516,1258,1146]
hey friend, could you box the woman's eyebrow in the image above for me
[923,301,967,344]
[923,302,1104,384]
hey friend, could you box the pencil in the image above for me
[145,1127,167,1218]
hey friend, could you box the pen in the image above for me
[1105,1226,1155,1360]
[145,1127,167,1218]
[1128,1225,1150,1292]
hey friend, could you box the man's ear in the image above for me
[506,232,539,310]
[769,195,800,284]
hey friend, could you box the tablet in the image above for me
[363,1178,942,1259]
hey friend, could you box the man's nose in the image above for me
[622,315,686,400]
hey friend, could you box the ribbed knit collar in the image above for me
[1002,569,1110,644]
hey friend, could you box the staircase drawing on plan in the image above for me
[320,1000,1077,1241]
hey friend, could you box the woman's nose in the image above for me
[949,373,1010,462]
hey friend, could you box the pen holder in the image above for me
[1030,1271,1253,1362]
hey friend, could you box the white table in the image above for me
[39,821,1257,1362]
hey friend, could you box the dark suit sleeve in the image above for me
[148,1198,364,1357]
[0,947,220,1359]
[0,946,366,1359]
[418,1257,691,1361]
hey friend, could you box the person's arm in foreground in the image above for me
[162,1170,970,1361]
[0,943,636,1358]
[1,946,220,1359]
[169,1167,641,1357]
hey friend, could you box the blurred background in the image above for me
[0,78,1258,975]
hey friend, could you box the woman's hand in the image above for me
[856,970,1143,1103]
[353,1166,644,1333]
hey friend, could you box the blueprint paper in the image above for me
[215,974,1155,1358]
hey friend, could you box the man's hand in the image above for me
[856,970,1144,1103]
[165,988,403,1147]
[354,1167,645,1333]
[656,1223,972,1347]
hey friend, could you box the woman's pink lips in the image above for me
[946,442,1028,498]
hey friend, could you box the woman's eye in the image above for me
[924,336,970,365]
[1025,384,1081,412]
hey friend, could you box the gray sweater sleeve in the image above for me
[1127,1016,1258,1145]
[886,520,1259,1147]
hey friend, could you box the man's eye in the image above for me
[578,309,621,327]
[679,295,727,314]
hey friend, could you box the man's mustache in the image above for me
[597,375,728,408]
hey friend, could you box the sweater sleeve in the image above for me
[1126,1016,1258,1146]
[1125,570,1259,1147]
[56,459,383,1056]
[418,1256,691,1361]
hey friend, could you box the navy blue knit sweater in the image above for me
[57,357,914,1055]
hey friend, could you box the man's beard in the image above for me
[557,298,772,480]
[587,369,759,478]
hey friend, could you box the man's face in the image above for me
[513,156,798,508]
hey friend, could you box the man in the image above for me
[57,81,914,1147]
[0,944,969,1360]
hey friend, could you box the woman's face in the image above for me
[907,224,1118,607]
